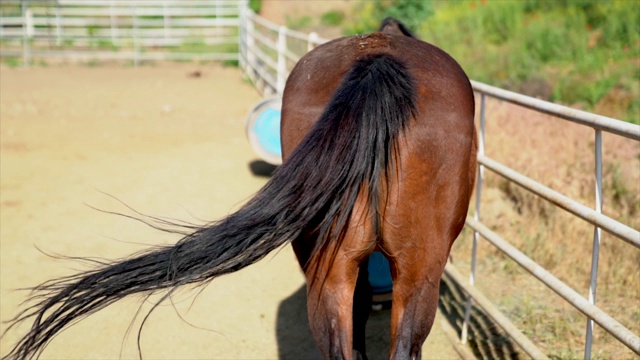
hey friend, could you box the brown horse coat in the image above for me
[281,20,476,360]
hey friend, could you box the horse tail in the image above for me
[2,53,416,360]
[282,53,417,274]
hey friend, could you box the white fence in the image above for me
[0,0,245,65]
[239,9,319,96]
[238,9,640,360]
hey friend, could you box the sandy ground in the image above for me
[0,64,460,359]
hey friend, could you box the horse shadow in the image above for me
[438,274,521,360]
[275,277,521,360]
[275,285,321,359]
[276,285,394,360]
[249,160,278,177]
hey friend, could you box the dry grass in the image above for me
[449,97,639,358]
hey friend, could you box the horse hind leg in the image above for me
[352,257,372,360]
[382,200,465,359]
[387,250,444,360]
[305,253,359,360]
[304,199,376,360]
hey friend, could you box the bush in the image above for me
[343,0,638,121]
[321,10,345,27]
[413,0,639,122]
[249,0,261,14]
[344,0,433,35]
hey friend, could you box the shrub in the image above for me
[321,10,345,27]
[344,0,433,35]
[410,0,639,122]
[249,0,261,14]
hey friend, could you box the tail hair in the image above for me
[379,17,416,38]
[1,53,416,360]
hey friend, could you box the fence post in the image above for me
[238,1,245,70]
[245,11,256,80]
[163,1,169,45]
[585,129,603,359]
[55,3,62,46]
[276,25,287,95]
[110,0,117,45]
[461,93,486,344]
[307,32,318,52]
[22,0,32,66]
[215,0,221,31]
[132,4,138,67]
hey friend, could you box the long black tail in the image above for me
[1,53,416,360]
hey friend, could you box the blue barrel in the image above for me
[246,97,283,165]
[253,107,282,159]
[368,252,393,294]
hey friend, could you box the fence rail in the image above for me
[238,9,640,359]
[469,82,640,359]
[240,9,320,95]
[0,0,245,65]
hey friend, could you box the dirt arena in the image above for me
[0,64,460,359]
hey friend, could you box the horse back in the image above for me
[281,32,474,160]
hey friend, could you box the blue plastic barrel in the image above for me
[252,107,282,159]
[368,252,393,294]
[246,97,283,165]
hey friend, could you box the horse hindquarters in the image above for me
[281,28,475,359]
[282,49,419,359]
[381,73,476,360]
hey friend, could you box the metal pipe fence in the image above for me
[0,0,244,65]
[467,83,640,358]
[238,11,640,358]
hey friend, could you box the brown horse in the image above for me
[281,18,476,359]
[2,18,476,360]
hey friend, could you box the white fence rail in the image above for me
[0,0,245,65]
[238,9,640,359]
[239,9,320,96]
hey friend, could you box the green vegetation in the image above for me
[282,10,346,34]
[347,0,639,123]
[171,39,239,67]
[285,15,312,30]
[345,0,433,36]
[249,0,262,14]
[320,10,345,27]
[3,57,21,68]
